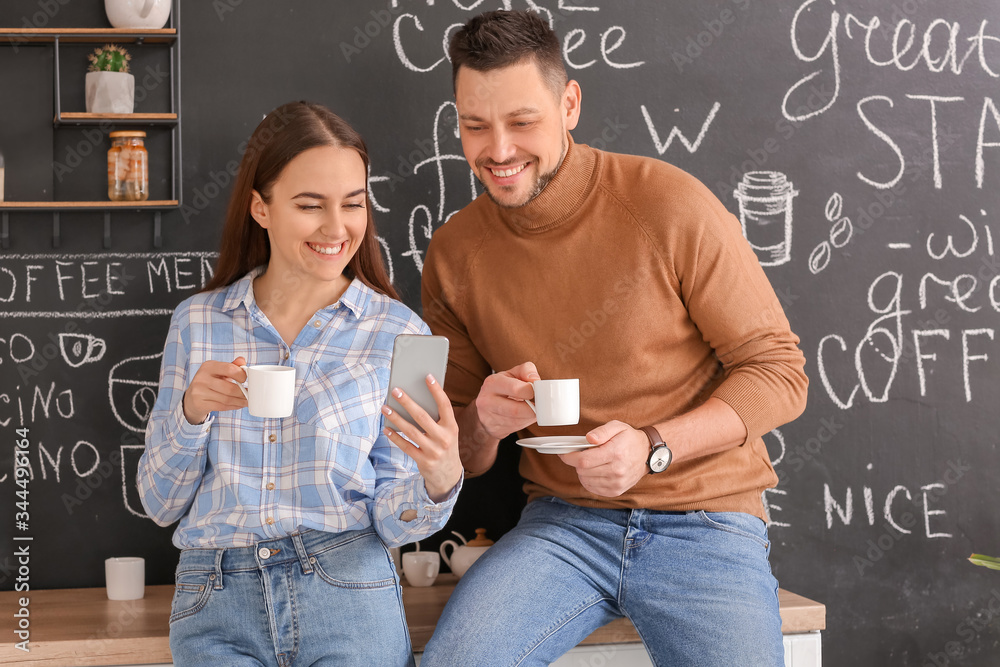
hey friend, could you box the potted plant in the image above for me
[969,554,1000,571]
[85,44,134,114]
[105,0,172,29]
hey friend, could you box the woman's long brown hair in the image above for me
[202,101,398,300]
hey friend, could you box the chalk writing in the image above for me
[640,102,720,156]
[784,0,1000,122]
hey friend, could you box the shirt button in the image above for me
[283,351,290,360]
[266,517,275,525]
[312,320,321,328]
[258,547,271,560]
[269,434,276,443]
[266,482,275,490]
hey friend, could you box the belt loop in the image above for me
[291,533,313,574]
[213,548,225,590]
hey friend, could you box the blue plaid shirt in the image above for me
[138,268,461,549]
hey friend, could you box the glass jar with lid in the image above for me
[107,131,149,201]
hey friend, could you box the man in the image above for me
[420,10,808,666]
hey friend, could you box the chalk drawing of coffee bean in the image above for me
[809,241,832,274]
[131,386,157,422]
[830,217,853,248]
[825,193,843,221]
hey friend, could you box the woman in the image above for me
[138,101,462,666]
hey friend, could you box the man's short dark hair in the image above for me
[449,10,568,97]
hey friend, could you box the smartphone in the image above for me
[386,334,449,428]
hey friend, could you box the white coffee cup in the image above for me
[105,557,144,600]
[233,365,296,418]
[526,379,580,426]
[402,551,440,587]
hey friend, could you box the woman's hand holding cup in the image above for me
[182,356,250,425]
[381,375,462,504]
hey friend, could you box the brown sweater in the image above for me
[421,136,808,520]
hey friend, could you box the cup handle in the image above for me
[439,540,456,569]
[524,399,536,414]
[229,364,250,400]
[90,337,106,361]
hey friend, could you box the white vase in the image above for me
[104,0,172,29]
[85,71,135,114]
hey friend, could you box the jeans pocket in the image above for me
[695,511,770,550]
[310,531,397,590]
[169,571,214,624]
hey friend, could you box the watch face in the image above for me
[650,447,671,473]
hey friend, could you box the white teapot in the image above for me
[439,528,493,578]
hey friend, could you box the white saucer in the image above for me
[515,436,597,454]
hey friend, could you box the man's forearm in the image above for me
[456,402,501,476]
[654,397,748,465]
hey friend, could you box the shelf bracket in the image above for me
[104,211,112,248]
[1,213,8,249]
[153,211,162,248]
[52,212,60,248]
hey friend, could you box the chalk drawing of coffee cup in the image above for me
[109,352,162,432]
[733,171,798,266]
[59,333,107,367]
[120,444,149,518]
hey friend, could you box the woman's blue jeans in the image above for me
[168,527,414,666]
[421,497,784,666]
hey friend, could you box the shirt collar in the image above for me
[220,266,371,319]
[336,277,370,318]
[221,267,262,313]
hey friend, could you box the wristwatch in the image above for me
[640,425,672,474]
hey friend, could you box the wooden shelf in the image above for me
[0,200,179,210]
[0,0,180,249]
[55,112,178,127]
[59,113,177,121]
[0,28,176,44]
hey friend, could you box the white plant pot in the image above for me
[104,0,172,29]
[85,71,135,114]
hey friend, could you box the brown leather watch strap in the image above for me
[640,425,671,474]
[640,425,664,450]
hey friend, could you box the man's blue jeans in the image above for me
[168,527,414,666]
[421,497,784,666]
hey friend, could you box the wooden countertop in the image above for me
[0,578,825,665]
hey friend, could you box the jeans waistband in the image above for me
[176,527,377,587]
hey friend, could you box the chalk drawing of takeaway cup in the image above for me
[59,333,107,367]
[733,171,798,266]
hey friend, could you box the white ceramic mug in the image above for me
[525,379,580,426]
[402,551,440,587]
[233,365,296,418]
[105,557,144,600]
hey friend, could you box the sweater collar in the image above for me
[495,134,598,233]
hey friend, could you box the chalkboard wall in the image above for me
[2,1,999,664]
